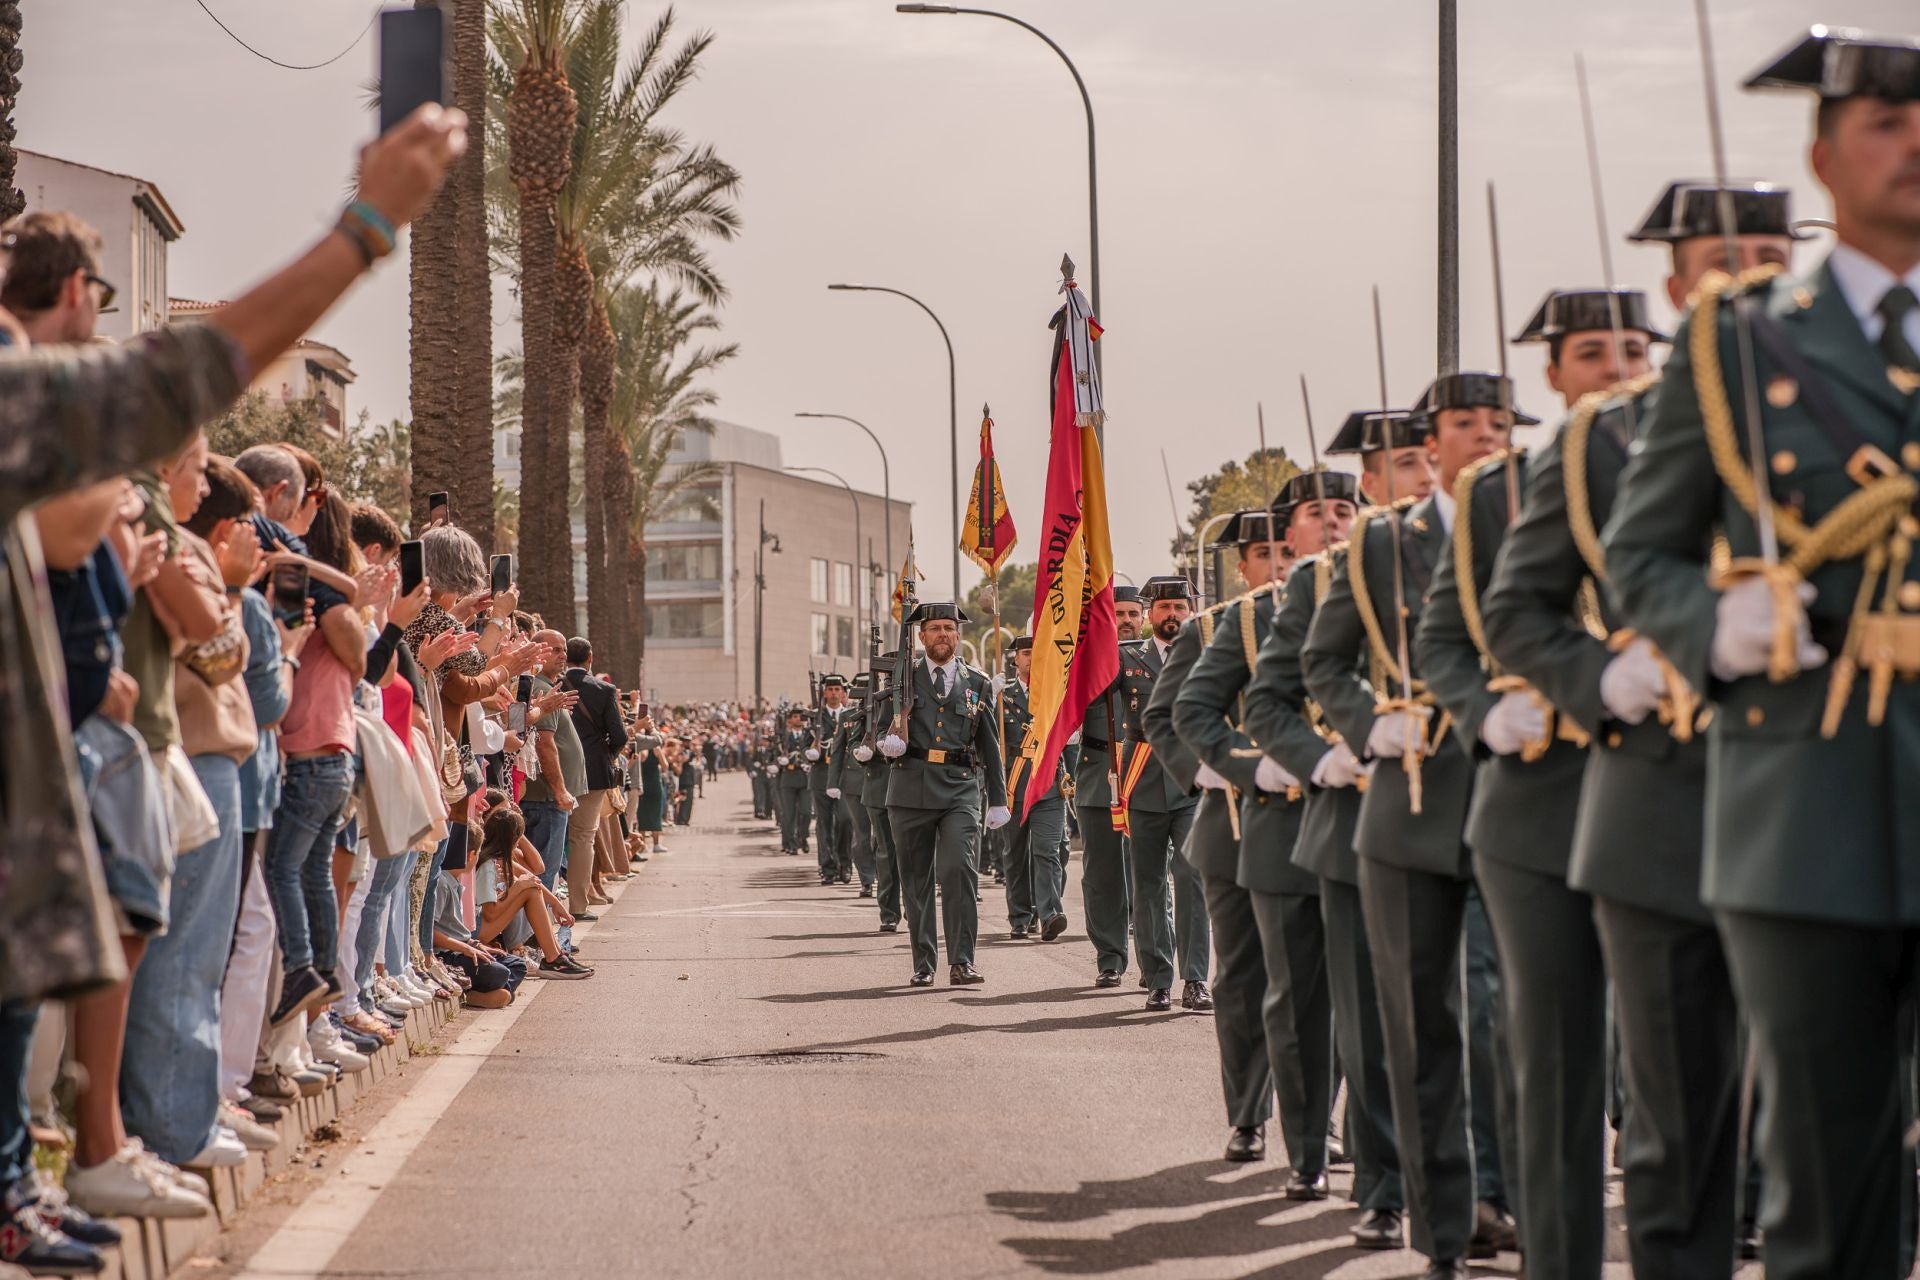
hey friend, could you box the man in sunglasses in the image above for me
[0,212,115,341]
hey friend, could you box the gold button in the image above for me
[1793,287,1814,310]
[1901,582,1920,611]
[1766,376,1799,409]
[1606,731,1623,748]
[1746,706,1765,727]
[1771,450,1797,475]
[1904,443,1920,471]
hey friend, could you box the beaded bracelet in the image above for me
[336,200,397,266]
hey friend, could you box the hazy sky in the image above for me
[21,0,1911,600]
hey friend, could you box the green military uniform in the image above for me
[860,661,903,930]
[827,679,877,895]
[999,660,1068,938]
[810,687,850,882]
[1606,37,1920,1268]
[774,721,813,855]
[750,736,776,821]
[1246,546,1404,1228]
[885,619,1008,982]
[1076,643,1134,983]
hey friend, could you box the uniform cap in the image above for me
[1272,469,1364,527]
[1112,584,1142,604]
[1326,410,1432,456]
[905,601,970,625]
[1213,508,1283,548]
[1139,574,1195,603]
[1513,289,1669,344]
[1627,180,1807,243]
[1745,27,1920,101]
[1412,372,1540,427]
[1010,635,1035,652]
[820,674,848,689]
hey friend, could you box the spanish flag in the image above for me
[961,407,1018,576]
[1021,259,1117,821]
[890,540,923,625]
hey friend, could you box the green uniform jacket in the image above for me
[826,705,865,794]
[775,727,812,791]
[1481,381,1711,923]
[1246,554,1368,886]
[809,705,846,788]
[885,660,1007,812]
[999,678,1062,813]
[1116,639,1197,815]
[1418,455,1587,877]
[1072,653,1125,810]
[1174,588,1315,896]
[1606,256,1920,926]
[859,689,894,808]
[1142,615,1234,879]
[1302,495,1473,878]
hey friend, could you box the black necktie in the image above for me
[1876,284,1920,376]
[934,667,947,699]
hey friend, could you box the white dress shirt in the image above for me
[925,656,960,697]
[1153,637,1174,665]
[1826,242,1920,354]
[1431,485,1457,537]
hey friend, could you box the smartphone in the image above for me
[633,701,650,721]
[270,562,310,627]
[517,674,534,703]
[378,7,447,135]
[506,702,528,734]
[427,491,450,527]
[398,539,425,596]
[490,553,515,596]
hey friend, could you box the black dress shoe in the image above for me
[1145,988,1173,1011]
[1182,980,1214,1011]
[909,969,934,987]
[1094,970,1122,988]
[879,921,899,933]
[1041,914,1068,941]
[1469,1200,1517,1257]
[1284,1169,1329,1201]
[1352,1207,1403,1249]
[1421,1261,1469,1280]
[1010,925,1029,939]
[949,964,985,985]
[1327,1132,1350,1166]
[1223,1126,1266,1162]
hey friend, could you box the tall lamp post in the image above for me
[827,282,959,601]
[754,499,781,710]
[794,411,893,639]
[786,465,864,663]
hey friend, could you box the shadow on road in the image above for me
[989,1160,1291,1224]
[787,1003,1182,1052]
[757,984,936,1004]
[948,985,1131,1009]
[996,1184,1346,1275]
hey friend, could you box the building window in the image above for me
[644,601,724,641]
[836,616,855,658]
[646,542,722,582]
[811,612,830,656]
[833,562,853,606]
[653,483,721,525]
[810,558,829,603]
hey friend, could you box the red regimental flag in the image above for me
[961,410,1018,576]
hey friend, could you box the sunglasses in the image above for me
[304,483,329,505]
[85,273,117,313]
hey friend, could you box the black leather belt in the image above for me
[904,745,977,768]
[1081,736,1109,752]
[1124,730,1150,744]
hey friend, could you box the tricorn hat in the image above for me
[905,601,970,625]
[1745,27,1920,102]
[1628,180,1808,244]
[1213,508,1283,548]
[1326,410,1432,456]
[1412,372,1540,427]
[1514,289,1669,345]
[1010,635,1035,653]
[1272,470,1364,526]
[820,673,849,689]
[1139,574,1195,604]
[1112,584,1142,604]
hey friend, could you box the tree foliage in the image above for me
[205,394,413,525]
[960,561,1038,657]
[1174,447,1302,560]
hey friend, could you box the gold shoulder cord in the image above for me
[1451,449,1513,673]
[1314,553,1333,606]
[1347,504,1408,691]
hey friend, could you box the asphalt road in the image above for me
[233,768,1736,1279]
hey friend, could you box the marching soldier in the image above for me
[1245,413,1428,1250]
[1117,575,1210,1012]
[750,729,776,821]
[774,706,813,856]
[1074,583,1143,986]
[826,674,877,898]
[1481,180,1802,1276]
[1302,371,1525,1278]
[878,602,1010,986]
[810,675,852,885]
[998,637,1069,941]
[1606,30,1920,1275]
[856,651,905,931]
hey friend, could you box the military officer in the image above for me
[879,602,1009,986]
[1246,413,1429,1250]
[1480,180,1801,1277]
[1417,293,1658,1280]
[856,651,905,931]
[1117,575,1211,1012]
[810,675,852,885]
[1303,371,1523,1279]
[750,729,776,821]
[998,637,1069,941]
[1606,30,1920,1275]
[1074,583,1143,985]
[826,674,877,897]
[774,706,813,856]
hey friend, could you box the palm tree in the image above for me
[407,5,460,534]
[0,2,23,224]
[453,0,496,551]
[490,0,581,630]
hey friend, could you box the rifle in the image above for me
[891,579,919,739]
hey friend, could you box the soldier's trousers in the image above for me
[1322,877,1402,1212]
[1249,887,1332,1183]
[1076,803,1132,976]
[811,783,839,875]
[867,802,901,927]
[1201,872,1271,1131]
[1593,895,1738,1280]
[1475,856,1606,1280]
[751,771,771,818]
[1465,888,1513,1211]
[775,783,810,852]
[1004,798,1066,930]
[890,802,980,973]
[840,794,874,890]
[1127,806,1206,989]
[1358,857,1475,1264]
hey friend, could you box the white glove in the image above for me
[1365,709,1430,760]
[1480,690,1549,756]
[1310,742,1369,789]
[776,754,789,766]
[1255,757,1299,793]
[804,748,820,762]
[852,745,874,763]
[765,765,777,776]
[1600,636,1668,726]
[990,672,1006,695]
[1711,576,1825,681]
[826,787,841,800]
[1193,761,1229,790]
[984,805,1012,830]
[879,734,908,759]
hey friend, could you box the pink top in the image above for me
[279,638,356,754]
[382,673,415,757]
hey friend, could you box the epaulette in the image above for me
[1354,494,1419,521]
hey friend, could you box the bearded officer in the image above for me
[810,675,852,884]
[878,602,1009,986]
[1074,583,1143,985]
[998,637,1069,941]
[774,706,813,856]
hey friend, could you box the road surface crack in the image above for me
[680,1076,720,1231]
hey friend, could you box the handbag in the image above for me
[176,534,246,686]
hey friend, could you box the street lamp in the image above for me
[794,411,893,639]
[754,499,781,710]
[894,4,1101,353]
[827,282,959,603]
[785,465,864,666]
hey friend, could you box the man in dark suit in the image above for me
[562,637,631,918]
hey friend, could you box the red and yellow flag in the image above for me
[961,407,1018,576]
[1021,266,1117,821]
[889,539,923,625]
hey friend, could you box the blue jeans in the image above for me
[0,1001,38,1189]
[351,850,412,1006]
[522,801,571,948]
[122,754,244,1166]
[262,753,354,974]
[419,843,448,956]
[383,849,418,973]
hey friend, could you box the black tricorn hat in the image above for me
[1273,470,1364,526]
[1628,180,1808,244]
[1745,27,1920,102]
[1213,508,1282,548]
[1010,635,1035,653]
[1112,584,1142,604]
[1413,372,1540,427]
[905,601,969,625]
[1514,289,1669,345]
[1326,410,1432,456]
[1139,574,1195,603]
[785,705,806,718]
[820,673,849,689]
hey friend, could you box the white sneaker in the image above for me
[66,1140,213,1219]
[185,1126,248,1169]
[396,974,432,1004]
[307,1019,370,1074]
[222,1104,280,1152]
[126,1140,212,1199]
[376,975,427,1009]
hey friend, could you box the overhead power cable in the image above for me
[189,0,380,71]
